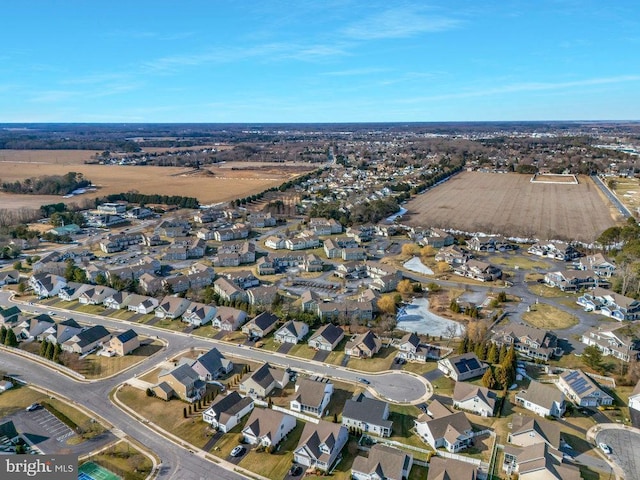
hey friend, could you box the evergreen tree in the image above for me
[53,343,62,363]
[45,341,54,360]
[498,344,507,363]
[487,343,499,364]
[4,328,18,347]
[475,342,487,361]
[0,326,7,344]
[482,367,497,390]
[457,336,469,354]
[39,340,48,357]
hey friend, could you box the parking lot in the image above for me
[8,407,75,452]
[596,427,640,479]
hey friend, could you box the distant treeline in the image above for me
[1,172,91,195]
[103,192,199,209]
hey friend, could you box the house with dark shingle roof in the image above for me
[351,443,413,480]
[427,456,477,480]
[241,312,279,339]
[155,363,205,403]
[308,324,344,351]
[507,414,562,449]
[62,325,112,354]
[202,391,254,433]
[437,352,487,381]
[155,295,192,319]
[274,320,309,344]
[414,401,474,453]
[294,420,349,472]
[188,347,233,381]
[345,330,382,358]
[109,329,140,356]
[239,363,290,398]
[182,302,217,327]
[342,392,393,437]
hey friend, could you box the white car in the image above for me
[599,443,611,454]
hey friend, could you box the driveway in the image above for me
[312,350,330,362]
[596,427,640,479]
[277,343,294,354]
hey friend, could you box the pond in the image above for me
[396,297,465,337]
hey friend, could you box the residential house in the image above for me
[239,363,290,398]
[290,377,334,417]
[515,380,566,418]
[242,408,296,448]
[437,353,487,381]
[42,318,83,345]
[453,259,502,282]
[18,314,55,341]
[0,269,19,286]
[246,285,278,307]
[189,347,233,381]
[507,414,562,449]
[580,324,640,362]
[29,273,67,298]
[103,291,135,310]
[162,275,191,294]
[490,324,563,361]
[155,364,205,403]
[434,245,471,266]
[247,212,276,228]
[577,253,616,277]
[0,306,21,327]
[397,332,433,362]
[414,400,474,453]
[418,228,454,248]
[223,270,259,289]
[351,444,413,480]
[503,442,581,480]
[317,300,373,323]
[155,296,192,319]
[202,391,254,433]
[139,273,162,295]
[274,321,309,344]
[182,302,217,327]
[629,380,640,412]
[342,393,393,437]
[557,369,613,407]
[577,287,640,321]
[127,295,159,315]
[345,330,382,358]
[544,270,603,291]
[242,312,279,339]
[453,382,497,417]
[62,325,112,354]
[213,277,247,303]
[426,457,476,480]
[293,420,349,472]
[78,285,118,305]
[212,306,247,331]
[528,241,580,261]
[308,324,344,351]
[108,329,140,356]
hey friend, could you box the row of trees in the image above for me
[1,172,91,195]
[0,326,19,347]
[39,340,63,363]
[102,192,199,209]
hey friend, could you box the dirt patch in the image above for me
[404,171,620,242]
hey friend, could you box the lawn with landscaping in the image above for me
[521,303,579,329]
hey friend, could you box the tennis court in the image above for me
[78,462,121,480]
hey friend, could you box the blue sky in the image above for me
[2,1,638,122]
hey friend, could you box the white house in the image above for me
[274,320,309,344]
[202,391,254,433]
[290,377,333,417]
[515,380,566,418]
[241,408,296,448]
[452,382,497,417]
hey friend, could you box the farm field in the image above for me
[0,151,314,207]
[404,171,620,242]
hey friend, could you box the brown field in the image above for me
[404,172,620,242]
[0,151,314,208]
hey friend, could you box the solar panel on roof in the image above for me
[466,358,480,370]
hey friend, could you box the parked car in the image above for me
[356,377,370,385]
[230,445,246,457]
[26,403,41,412]
[289,464,303,476]
[599,443,611,454]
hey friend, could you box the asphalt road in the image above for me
[596,427,640,480]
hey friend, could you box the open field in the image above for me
[522,303,579,329]
[404,172,620,242]
[612,177,640,213]
[0,155,314,208]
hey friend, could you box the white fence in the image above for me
[271,405,319,424]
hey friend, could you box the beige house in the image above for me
[351,444,413,480]
[155,364,206,403]
[345,330,382,358]
[239,363,290,398]
[108,329,140,356]
[241,408,296,448]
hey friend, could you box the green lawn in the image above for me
[287,343,318,360]
[79,340,164,379]
[153,318,188,331]
[108,309,138,320]
[304,438,360,480]
[401,360,438,376]
[430,375,455,396]
[487,254,550,270]
[190,325,221,339]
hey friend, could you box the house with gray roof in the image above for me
[188,347,233,381]
[503,442,580,480]
[127,294,159,314]
[345,330,382,358]
[437,352,487,381]
[62,325,112,354]
[342,392,392,437]
[351,444,413,480]
[242,312,279,339]
[202,391,254,433]
[453,382,497,417]
[414,401,473,453]
[155,363,205,403]
[294,420,349,472]
[29,273,66,298]
[155,296,192,319]
[0,269,19,286]
[212,306,247,331]
[274,320,309,344]
[182,302,217,327]
[507,414,561,449]
[0,306,21,327]
[290,377,333,417]
[308,324,344,351]
[242,408,296,448]
[581,324,640,362]
[515,380,566,418]
[557,369,613,407]
[239,363,290,398]
[427,456,477,480]
[490,324,563,362]
[78,285,117,305]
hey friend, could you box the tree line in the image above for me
[1,172,91,195]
